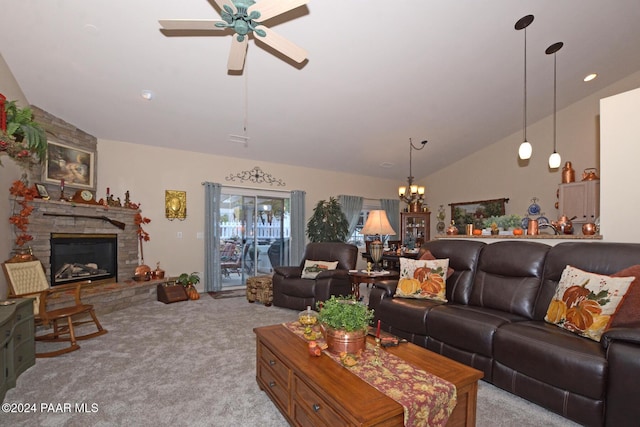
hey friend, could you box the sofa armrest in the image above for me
[368,280,398,313]
[601,326,640,426]
[601,326,640,349]
[273,266,303,278]
[372,279,398,297]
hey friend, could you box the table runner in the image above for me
[283,321,457,427]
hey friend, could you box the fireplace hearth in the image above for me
[50,233,118,286]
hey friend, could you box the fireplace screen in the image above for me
[50,233,117,286]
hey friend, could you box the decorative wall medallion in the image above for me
[165,190,186,221]
[225,166,286,186]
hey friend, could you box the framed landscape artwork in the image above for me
[43,140,96,190]
[450,198,509,234]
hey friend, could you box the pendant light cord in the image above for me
[553,51,557,153]
[523,27,528,142]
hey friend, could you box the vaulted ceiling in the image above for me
[2,1,640,181]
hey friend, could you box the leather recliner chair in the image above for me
[272,242,358,310]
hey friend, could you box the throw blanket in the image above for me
[284,321,457,427]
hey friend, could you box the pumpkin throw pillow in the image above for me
[419,249,455,279]
[545,265,634,342]
[395,257,449,302]
[301,260,339,279]
[609,265,640,328]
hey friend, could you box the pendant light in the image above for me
[546,42,564,169]
[515,15,534,160]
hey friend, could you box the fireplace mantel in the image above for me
[19,199,141,285]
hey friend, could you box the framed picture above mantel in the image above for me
[43,139,96,191]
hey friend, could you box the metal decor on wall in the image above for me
[165,190,186,221]
[225,166,286,186]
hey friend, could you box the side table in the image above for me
[348,270,399,300]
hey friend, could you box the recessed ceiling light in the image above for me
[379,162,394,168]
[141,90,154,100]
[584,73,597,82]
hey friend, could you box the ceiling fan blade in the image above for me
[159,19,225,31]
[249,0,309,21]
[212,0,235,12]
[228,37,248,71]
[256,26,307,63]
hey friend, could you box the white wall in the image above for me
[424,71,640,241]
[600,87,640,242]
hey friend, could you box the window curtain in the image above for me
[204,182,222,292]
[290,190,306,266]
[338,195,363,236]
[381,199,400,238]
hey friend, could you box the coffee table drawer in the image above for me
[258,359,290,413]
[293,374,347,426]
[259,342,289,385]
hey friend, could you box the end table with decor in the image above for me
[348,270,399,300]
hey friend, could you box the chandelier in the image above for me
[398,138,427,212]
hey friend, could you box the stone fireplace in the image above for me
[26,198,140,285]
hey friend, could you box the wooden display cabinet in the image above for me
[401,211,431,246]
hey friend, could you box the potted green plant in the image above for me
[317,296,374,354]
[176,272,201,300]
[176,272,200,287]
[306,197,349,242]
[3,100,47,165]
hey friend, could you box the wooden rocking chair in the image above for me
[2,257,108,357]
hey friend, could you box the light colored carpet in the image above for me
[5,292,578,426]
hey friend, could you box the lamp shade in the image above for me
[361,210,396,236]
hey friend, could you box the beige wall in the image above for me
[424,70,640,238]
[600,87,640,242]
[96,139,400,279]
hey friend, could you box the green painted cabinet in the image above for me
[1,298,35,402]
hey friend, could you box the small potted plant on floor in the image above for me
[177,272,201,300]
[317,296,374,355]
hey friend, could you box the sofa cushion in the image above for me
[544,265,634,341]
[301,260,338,279]
[494,321,606,400]
[427,304,528,357]
[395,257,449,302]
[610,265,640,328]
[470,241,549,319]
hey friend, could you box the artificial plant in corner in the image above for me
[0,100,47,167]
[306,197,349,243]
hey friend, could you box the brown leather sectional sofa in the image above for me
[368,239,640,427]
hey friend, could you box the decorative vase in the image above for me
[321,325,367,355]
[10,246,34,262]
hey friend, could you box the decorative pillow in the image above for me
[395,257,449,302]
[419,249,455,279]
[301,260,339,279]
[609,265,640,328]
[544,265,634,342]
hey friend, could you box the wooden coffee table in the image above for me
[254,324,483,426]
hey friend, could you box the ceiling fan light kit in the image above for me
[159,0,309,72]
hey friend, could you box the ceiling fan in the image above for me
[159,0,309,71]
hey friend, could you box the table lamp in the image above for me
[361,210,396,271]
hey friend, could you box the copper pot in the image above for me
[446,221,459,235]
[553,215,576,235]
[582,168,599,181]
[527,219,539,235]
[582,223,597,235]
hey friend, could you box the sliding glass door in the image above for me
[219,189,290,288]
